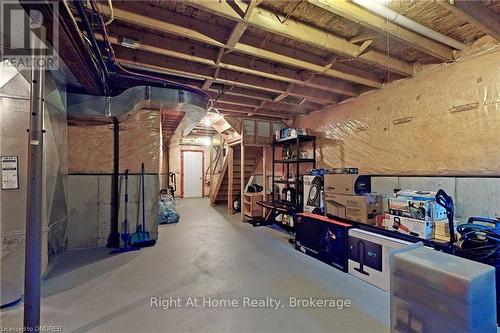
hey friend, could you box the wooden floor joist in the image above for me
[183,0,414,76]
[98,3,384,88]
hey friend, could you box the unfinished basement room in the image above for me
[1,0,500,332]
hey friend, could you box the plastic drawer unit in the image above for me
[390,245,497,333]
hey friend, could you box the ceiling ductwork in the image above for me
[68,85,210,136]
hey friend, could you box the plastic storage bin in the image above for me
[390,245,496,333]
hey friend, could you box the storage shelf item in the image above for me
[271,134,316,226]
[275,135,316,144]
[273,158,315,164]
[243,192,264,218]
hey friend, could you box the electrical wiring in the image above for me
[456,223,500,264]
[104,0,114,25]
[85,0,211,102]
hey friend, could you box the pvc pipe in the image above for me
[352,0,467,50]
[24,14,45,330]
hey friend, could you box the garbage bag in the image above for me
[158,194,180,224]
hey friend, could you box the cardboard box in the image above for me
[295,213,352,272]
[303,175,324,214]
[383,214,434,239]
[388,190,447,222]
[324,174,371,195]
[325,193,382,225]
[326,201,346,218]
[348,229,412,291]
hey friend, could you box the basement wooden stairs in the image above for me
[208,117,280,218]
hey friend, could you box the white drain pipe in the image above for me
[352,0,467,50]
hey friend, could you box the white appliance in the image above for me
[303,175,324,214]
[348,229,411,291]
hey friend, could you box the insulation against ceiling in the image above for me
[68,110,161,174]
[295,41,500,176]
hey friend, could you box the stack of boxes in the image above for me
[324,174,383,225]
[383,190,447,239]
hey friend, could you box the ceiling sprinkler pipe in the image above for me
[352,0,467,50]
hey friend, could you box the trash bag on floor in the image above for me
[158,193,180,224]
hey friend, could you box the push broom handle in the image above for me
[124,169,128,222]
[142,163,145,232]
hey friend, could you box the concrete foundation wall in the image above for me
[67,110,162,249]
[67,174,159,250]
[371,176,500,223]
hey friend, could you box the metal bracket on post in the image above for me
[24,13,45,331]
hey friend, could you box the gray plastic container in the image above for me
[390,245,496,333]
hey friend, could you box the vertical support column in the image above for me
[107,117,120,248]
[262,147,267,197]
[227,146,234,214]
[271,142,275,202]
[209,138,213,198]
[240,143,245,221]
[296,136,300,207]
[24,16,45,330]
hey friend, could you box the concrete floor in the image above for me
[1,198,390,333]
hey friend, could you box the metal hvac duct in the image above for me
[68,85,210,136]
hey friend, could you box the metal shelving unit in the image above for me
[271,135,316,209]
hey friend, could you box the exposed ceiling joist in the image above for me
[209,92,262,108]
[350,32,379,44]
[438,0,500,42]
[100,30,359,98]
[308,0,455,61]
[214,102,290,119]
[225,0,262,47]
[98,3,383,88]
[114,49,338,105]
[183,0,413,76]
[210,86,276,102]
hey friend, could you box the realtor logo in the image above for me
[0,0,59,69]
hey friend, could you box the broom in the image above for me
[130,163,156,247]
[110,169,141,254]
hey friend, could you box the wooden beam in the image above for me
[262,146,267,195]
[228,146,234,213]
[210,92,262,108]
[100,30,359,97]
[354,40,373,57]
[184,0,413,76]
[308,0,455,60]
[213,92,319,114]
[100,3,383,88]
[210,85,325,111]
[209,141,214,198]
[226,0,260,49]
[210,86,276,102]
[233,42,381,88]
[202,79,214,90]
[438,0,500,42]
[214,103,293,119]
[113,47,339,104]
[240,141,245,221]
[350,32,379,44]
